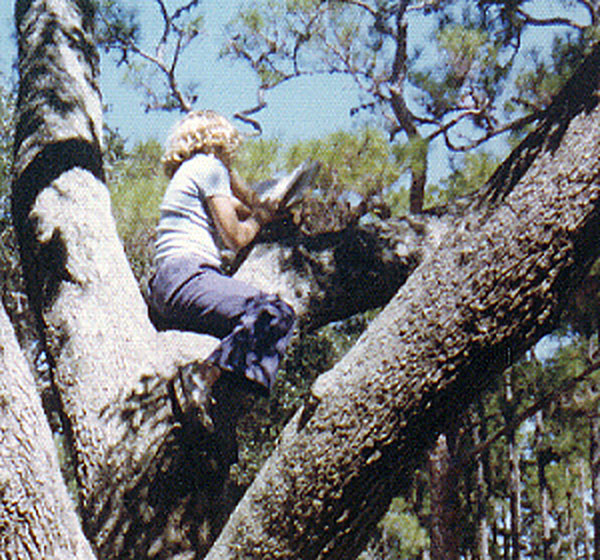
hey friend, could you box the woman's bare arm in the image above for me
[207,195,275,252]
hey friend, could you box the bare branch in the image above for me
[155,0,171,51]
[439,109,543,152]
[234,88,267,134]
[172,0,203,22]
[339,0,440,19]
[516,7,587,31]
[98,0,204,113]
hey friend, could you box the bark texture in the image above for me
[0,303,95,560]
[11,1,221,556]
[206,47,600,558]
[429,432,460,560]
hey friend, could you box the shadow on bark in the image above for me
[84,369,255,559]
[479,42,600,208]
[11,139,104,315]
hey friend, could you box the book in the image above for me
[252,159,321,210]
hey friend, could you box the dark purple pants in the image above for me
[148,255,295,392]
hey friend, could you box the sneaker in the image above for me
[173,362,222,432]
[253,159,321,211]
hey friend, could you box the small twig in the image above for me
[516,8,587,31]
[234,88,267,134]
[439,109,543,152]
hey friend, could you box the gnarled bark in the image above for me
[206,46,600,558]
[10,1,600,559]
[0,303,95,559]
[10,1,430,557]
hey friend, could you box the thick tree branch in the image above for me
[206,43,600,559]
[11,4,438,557]
[0,303,96,559]
[12,2,600,559]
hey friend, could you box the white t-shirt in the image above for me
[154,153,233,268]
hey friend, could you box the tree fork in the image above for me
[10,1,435,557]
[10,1,224,555]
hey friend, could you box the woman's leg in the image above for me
[149,259,295,392]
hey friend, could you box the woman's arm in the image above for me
[207,195,275,252]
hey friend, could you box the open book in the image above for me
[252,159,321,210]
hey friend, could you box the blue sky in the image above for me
[99,1,361,145]
[0,1,359,148]
[0,1,588,180]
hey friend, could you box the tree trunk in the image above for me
[536,410,552,560]
[580,458,592,560]
[10,1,437,557]
[11,0,226,556]
[567,464,577,559]
[473,399,490,560]
[206,45,600,558]
[505,370,521,560]
[0,303,95,559]
[429,431,460,560]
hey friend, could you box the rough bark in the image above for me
[429,431,460,560]
[12,1,222,556]
[206,45,600,558]
[0,303,95,559]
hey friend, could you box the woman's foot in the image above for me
[171,361,222,432]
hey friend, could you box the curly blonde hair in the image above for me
[162,110,242,178]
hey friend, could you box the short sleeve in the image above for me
[187,154,232,199]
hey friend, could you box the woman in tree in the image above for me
[148,110,296,428]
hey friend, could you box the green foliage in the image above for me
[0,90,13,192]
[235,137,283,185]
[225,0,600,213]
[290,128,401,199]
[379,497,429,558]
[359,496,429,560]
[393,135,429,183]
[107,137,167,284]
[238,127,404,214]
[511,33,590,113]
[429,150,500,205]
[95,0,141,59]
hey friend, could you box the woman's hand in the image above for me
[251,197,280,226]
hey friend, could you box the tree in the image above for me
[204,44,600,556]
[224,0,600,214]
[6,1,600,559]
[7,2,428,557]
